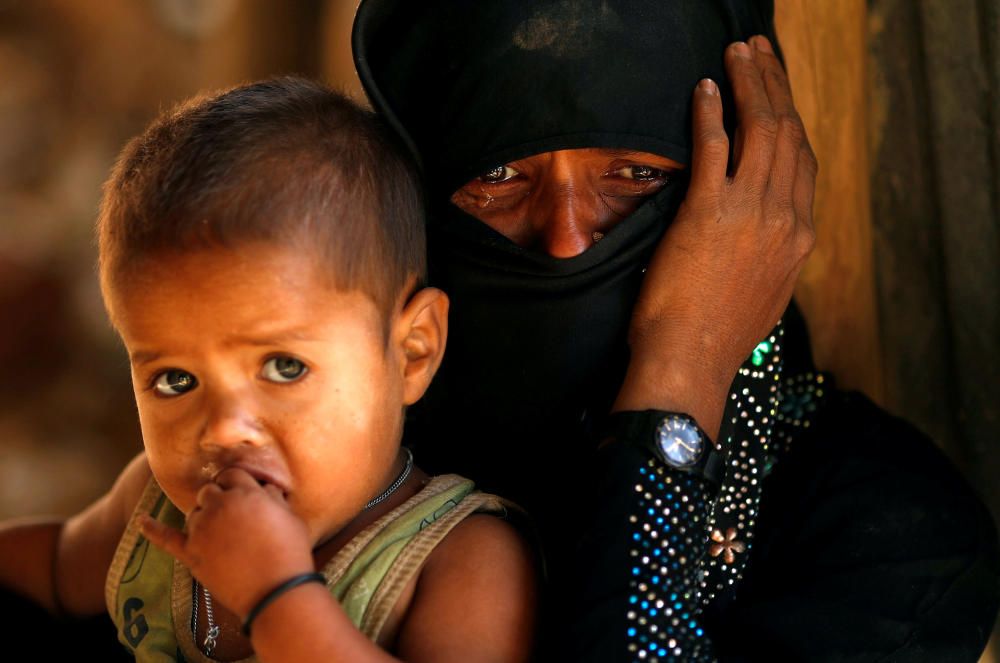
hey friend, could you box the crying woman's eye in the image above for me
[152,370,198,397]
[479,165,520,184]
[612,165,671,181]
[261,356,308,383]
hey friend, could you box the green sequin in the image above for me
[751,340,773,367]
[763,454,777,476]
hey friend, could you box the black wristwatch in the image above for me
[600,411,725,487]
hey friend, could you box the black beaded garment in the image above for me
[353,1,1000,660]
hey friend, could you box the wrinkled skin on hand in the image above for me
[614,36,817,440]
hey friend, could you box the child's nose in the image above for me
[198,391,270,450]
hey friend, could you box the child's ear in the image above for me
[394,286,449,405]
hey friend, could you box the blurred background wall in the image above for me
[0,0,363,520]
[0,0,996,658]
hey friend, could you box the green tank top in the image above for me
[105,474,509,662]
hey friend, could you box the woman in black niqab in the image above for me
[354,1,1000,661]
[355,0,785,544]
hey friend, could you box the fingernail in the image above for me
[699,78,719,96]
[754,35,773,54]
[733,41,751,58]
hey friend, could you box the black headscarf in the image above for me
[353,0,796,556]
[354,0,779,198]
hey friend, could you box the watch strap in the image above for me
[601,410,724,487]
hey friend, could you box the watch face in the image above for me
[654,416,703,467]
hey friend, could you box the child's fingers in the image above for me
[196,481,223,507]
[213,467,262,491]
[262,483,287,503]
[139,515,189,562]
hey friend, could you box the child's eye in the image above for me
[262,356,308,383]
[152,370,198,397]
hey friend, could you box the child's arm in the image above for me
[0,517,62,611]
[142,468,538,663]
[0,452,151,616]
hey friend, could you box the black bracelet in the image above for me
[242,572,327,636]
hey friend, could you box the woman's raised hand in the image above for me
[613,36,817,441]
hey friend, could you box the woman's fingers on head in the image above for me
[689,78,729,203]
[749,35,810,212]
[726,40,776,194]
[750,35,795,115]
[764,109,800,207]
[793,140,819,243]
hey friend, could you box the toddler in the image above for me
[0,77,536,662]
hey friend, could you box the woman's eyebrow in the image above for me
[601,149,642,158]
[599,149,686,166]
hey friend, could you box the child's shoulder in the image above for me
[109,452,155,522]
[55,452,152,616]
[426,510,536,575]
[63,451,152,546]
[388,486,539,661]
[405,475,537,588]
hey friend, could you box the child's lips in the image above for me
[207,462,290,498]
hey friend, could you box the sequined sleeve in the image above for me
[562,441,720,662]
[624,459,719,661]
[561,328,789,663]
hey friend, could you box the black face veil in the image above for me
[352,0,797,526]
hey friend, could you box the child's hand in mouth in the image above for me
[140,466,314,619]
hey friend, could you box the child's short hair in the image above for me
[98,76,424,327]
